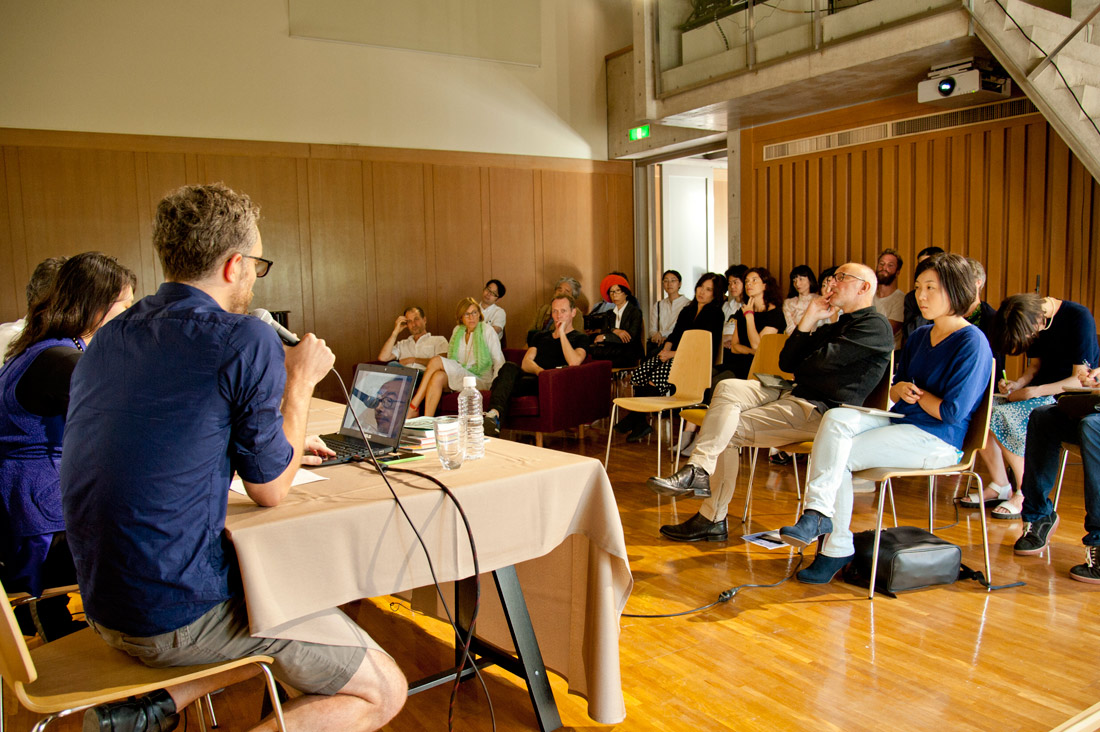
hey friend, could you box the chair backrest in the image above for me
[748,332,793,381]
[0,579,38,686]
[667,329,713,402]
[862,351,894,411]
[959,359,997,464]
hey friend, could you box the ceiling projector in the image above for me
[918,58,1011,106]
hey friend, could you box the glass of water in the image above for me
[433,417,465,470]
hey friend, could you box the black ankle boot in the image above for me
[84,688,180,732]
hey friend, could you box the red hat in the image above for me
[600,274,630,302]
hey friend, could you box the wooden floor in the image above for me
[7,427,1100,731]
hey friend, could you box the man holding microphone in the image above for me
[62,184,406,732]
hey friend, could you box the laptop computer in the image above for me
[318,363,421,466]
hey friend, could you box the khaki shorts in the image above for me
[88,597,376,695]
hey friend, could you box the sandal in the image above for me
[960,482,1012,509]
[991,498,1023,520]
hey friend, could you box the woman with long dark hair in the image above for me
[1,252,135,637]
[616,272,726,442]
[718,267,785,380]
[783,264,819,333]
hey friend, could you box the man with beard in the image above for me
[873,248,905,349]
[377,305,447,369]
[62,184,406,732]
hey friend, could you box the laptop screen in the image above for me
[339,363,417,449]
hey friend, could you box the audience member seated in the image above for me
[647,269,690,357]
[0,257,67,366]
[648,262,893,542]
[872,248,905,349]
[376,305,448,369]
[615,272,726,443]
[1,252,135,640]
[721,264,747,354]
[782,264,819,333]
[716,267,785,382]
[901,246,945,347]
[479,278,507,337]
[484,293,589,436]
[977,293,1099,519]
[62,184,403,732]
[528,276,584,344]
[589,275,643,367]
[410,297,505,417]
[779,253,992,584]
[1011,367,1100,583]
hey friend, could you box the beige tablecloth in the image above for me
[225,399,632,724]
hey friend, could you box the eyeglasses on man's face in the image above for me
[243,255,273,278]
[833,271,868,285]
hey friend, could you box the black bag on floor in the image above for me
[843,526,961,597]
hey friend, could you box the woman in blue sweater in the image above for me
[779,253,993,583]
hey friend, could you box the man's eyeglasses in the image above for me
[833,271,868,285]
[243,255,273,278]
[484,287,500,297]
[376,396,399,410]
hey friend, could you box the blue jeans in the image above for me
[1020,405,1100,546]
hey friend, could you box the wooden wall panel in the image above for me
[0,127,634,394]
[742,108,1100,345]
[488,167,539,342]
[431,164,486,328]
[307,158,369,398]
[16,147,146,296]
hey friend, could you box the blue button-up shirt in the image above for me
[61,282,293,636]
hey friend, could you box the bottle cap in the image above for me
[463,376,477,388]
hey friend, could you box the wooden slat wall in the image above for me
[0,128,633,400]
[742,100,1100,326]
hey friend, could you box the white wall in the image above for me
[0,0,632,159]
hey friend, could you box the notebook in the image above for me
[317,363,420,466]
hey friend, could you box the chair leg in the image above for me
[791,454,803,500]
[535,433,543,448]
[204,692,219,728]
[656,411,663,478]
[194,698,208,732]
[577,425,584,442]
[869,478,891,600]
[258,663,288,732]
[889,484,898,528]
[604,404,616,468]
[742,447,759,525]
[1053,447,1070,511]
[928,476,936,533]
[972,472,994,586]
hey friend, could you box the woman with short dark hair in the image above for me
[1,251,136,637]
[972,292,1100,518]
[780,253,993,583]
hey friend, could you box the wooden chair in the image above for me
[604,329,712,477]
[0,579,287,732]
[852,362,997,600]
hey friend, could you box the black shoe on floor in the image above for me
[779,509,833,548]
[659,512,728,542]
[1070,545,1100,584]
[614,414,638,434]
[769,451,792,466]
[626,424,653,443]
[84,689,180,732]
[1014,511,1059,555]
[796,552,853,584]
[483,413,500,438]
[647,464,711,498]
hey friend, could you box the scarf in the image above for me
[449,322,493,377]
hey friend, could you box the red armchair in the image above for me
[436,349,612,446]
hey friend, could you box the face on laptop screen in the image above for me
[342,369,414,440]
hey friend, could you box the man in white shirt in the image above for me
[871,248,905,349]
[479,279,507,337]
[377,306,448,369]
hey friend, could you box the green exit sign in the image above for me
[629,125,651,141]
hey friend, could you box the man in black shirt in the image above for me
[648,263,893,542]
[485,294,589,435]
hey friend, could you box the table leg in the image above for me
[407,565,562,732]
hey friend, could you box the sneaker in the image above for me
[1013,511,1059,555]
[1069,545,1100,584]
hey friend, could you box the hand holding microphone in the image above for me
[252,308,333,389]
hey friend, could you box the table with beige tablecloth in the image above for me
[224,398,632,724]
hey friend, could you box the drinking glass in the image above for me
[433,417,465,470]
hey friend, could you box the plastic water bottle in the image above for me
[458,376,485,460]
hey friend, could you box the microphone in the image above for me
[251,308,300,346]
